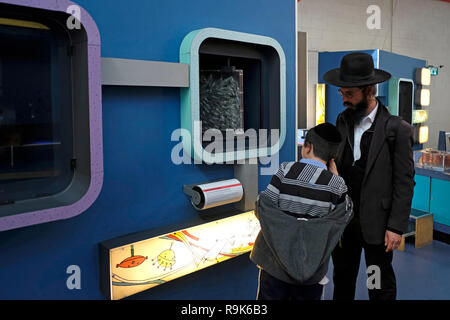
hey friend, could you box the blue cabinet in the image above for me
[412,175,431,212]
[430,178,450,226]
[412,171,450,229]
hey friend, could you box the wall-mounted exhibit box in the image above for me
[180,28,286,163]
[0,0,103,232]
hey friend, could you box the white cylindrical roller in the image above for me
[191,179,243,210]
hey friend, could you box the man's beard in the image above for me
[344,95,370,124]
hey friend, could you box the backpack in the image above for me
[385,115,402,166]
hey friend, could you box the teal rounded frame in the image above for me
[179,28,286,163]
[388,77,414,117]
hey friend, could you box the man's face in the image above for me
[338,87,369,123]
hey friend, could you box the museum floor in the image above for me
[323,239,450,300]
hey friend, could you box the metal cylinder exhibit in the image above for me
[185,179,243,210]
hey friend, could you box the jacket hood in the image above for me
[250,194,353,284]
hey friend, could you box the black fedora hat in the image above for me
[323,52,391,87]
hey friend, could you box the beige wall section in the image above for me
[297,0,450,148]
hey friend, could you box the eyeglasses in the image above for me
[338,88,362,99]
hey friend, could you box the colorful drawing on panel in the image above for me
[109,211,260,300]
[116,245,148,268]
[152,243,176,271]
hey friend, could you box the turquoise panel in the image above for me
[430,178,450,226]
[412,174,431,212]
[387,77,414,117]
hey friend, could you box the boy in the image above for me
[250,122,353,300]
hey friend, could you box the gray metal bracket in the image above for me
[101,57,189,87]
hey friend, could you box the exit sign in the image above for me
[428,66,439,76]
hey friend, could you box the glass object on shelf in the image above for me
[445,152,450,171]
[415,148,450,172]
[199,67,244,135]
[413,149,426,168]
[430,150,445,172]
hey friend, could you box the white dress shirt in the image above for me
[353,101,378,161]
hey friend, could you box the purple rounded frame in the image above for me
[0,0,103,231]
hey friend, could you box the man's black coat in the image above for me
[335,100,415,245]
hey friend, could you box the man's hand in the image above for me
[384,230,402,252]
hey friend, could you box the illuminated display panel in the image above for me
[416,88,430,107]
[419,126,429,144]
[412,109,429,124]
[415,67,431,86]
[315,84,325,125]
[101,211,260,300]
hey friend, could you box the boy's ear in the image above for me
[303,141,312,154]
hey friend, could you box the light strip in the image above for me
[419,126,429,144]
[0,17,49,30]
[412,110,428,124]
[315,83,325,125]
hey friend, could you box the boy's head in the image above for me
[302,122,342,162]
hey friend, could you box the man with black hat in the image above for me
[323,52,415,300]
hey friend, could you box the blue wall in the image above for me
[0,0,297,299]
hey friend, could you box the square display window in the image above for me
[0,18,74,203]
[0,1,103,232]
[180,28,286,163]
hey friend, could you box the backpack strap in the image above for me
[385,115,401,166]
